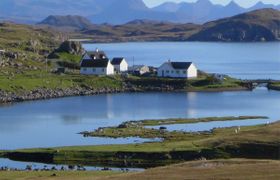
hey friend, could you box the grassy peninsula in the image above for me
[81,116,268,139]
[1,116,278,169]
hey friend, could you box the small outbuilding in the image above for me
[128,65,150,75]
[111,57,128,73]
[157,61,198,78]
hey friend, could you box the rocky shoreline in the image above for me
[0,85,251,104]
[0,87,127,104]
[268,84,280,91]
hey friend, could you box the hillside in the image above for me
[188,8,280,42]
[38,15,93,30]
[0,0,279,24]
[62,8,280,42]
[0,22,62,70]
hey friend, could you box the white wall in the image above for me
[113,60,128,73]
[80,62,114,76]
[187,64,198,78]
[120,60,128,72]
[158,62,198,78]
[106,63,115,75]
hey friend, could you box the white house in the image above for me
[80,59,114,75]
[157,61,198,78]
[80,49,115,75]
[111,57,128,73]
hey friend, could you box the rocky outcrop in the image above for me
[48,40,84,59]
[56,41,84,55]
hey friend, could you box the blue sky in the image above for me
[143,0,280,7]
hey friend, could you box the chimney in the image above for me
[96,48,99,52]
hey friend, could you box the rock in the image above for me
[4,51,19,59]
[56,41,84,55]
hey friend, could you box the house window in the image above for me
[171,71,174,74]
[102,68,105,72]
[176,70,180,74]
[166,70,170,73]
[83,68,87,71]
[183,71,187,74]
[92,68,96,72]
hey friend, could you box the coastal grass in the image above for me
[0,71,123,92]
[104,159,280,180]
[0,171,123,180]
[1,159,280,180]
[129,116,268,126]
[82,116,268,139]
[55,52,82,64]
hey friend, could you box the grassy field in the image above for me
[1,159,280,180]
[0,171,123,180]
[0,71,123,93]
[104,159,280,180]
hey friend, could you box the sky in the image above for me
[143,0,280,8]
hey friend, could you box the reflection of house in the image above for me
[80,49,114,75]
[128,65,150,75]
[111,57,128,73]
[158,61,197,78]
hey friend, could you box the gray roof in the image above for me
[111,57,125,65]
[170,62,193,69]
[87,50,107,60]
[81,59,110,68]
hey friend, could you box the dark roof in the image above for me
[111,57,125,65]
[82,54,92,61]
[81,59,109,68]
[87,50,107,60]
[171,62,193,69]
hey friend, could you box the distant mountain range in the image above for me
[0,0,279,24]
[38,9,280,42]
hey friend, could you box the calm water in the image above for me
[84,42,280,79]
[0,88,280,151]
[0,158,144,171]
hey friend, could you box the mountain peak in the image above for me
[196,0,212,5]
[226,1,240,7]
[38,15,92,29]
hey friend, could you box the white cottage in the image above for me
[158,61,198,78]
[80,49,115,75]
[111,58,128,73]
[80,59,114,75]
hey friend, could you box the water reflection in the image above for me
[0,89,279,150]
[62,115,82,125]
[185,92,198,117]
